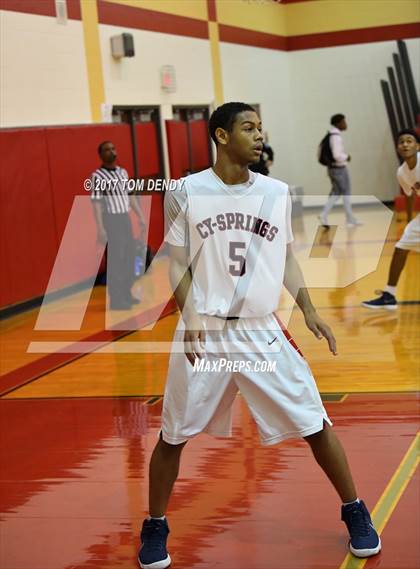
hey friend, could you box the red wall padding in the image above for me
[136,123,160,177]
[189,120,211,171]
[165,120,189,179]
[135,122,164,252]
[45,124,134,289]
[0,123,167,308]
[146,194,165,253]
[0,129,59,307]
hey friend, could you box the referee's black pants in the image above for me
[103,212,135,306]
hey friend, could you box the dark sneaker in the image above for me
[341,500,381,558]
[318,214,330,229]
[361,290,397,310]
[138,518,171,569]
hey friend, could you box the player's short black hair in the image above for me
[330,114,345,126]
[396,129,420,143]
[98,140,113,155]
[209,102,256,145]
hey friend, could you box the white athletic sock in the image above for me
[343,498,360,507]
[149,515,165,521]
[384,285,397,297]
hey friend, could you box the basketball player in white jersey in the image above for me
[362,129,420,309]
[138,103,380,569]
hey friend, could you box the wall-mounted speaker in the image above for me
[111,33,135,58]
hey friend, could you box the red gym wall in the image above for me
[136,122,164,252]
[166,120,190,179]
[0,124,162,309]
[165,119,211,177]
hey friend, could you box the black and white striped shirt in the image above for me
[91,166,131,214]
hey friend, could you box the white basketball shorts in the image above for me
[161,313,332,446]
[395,214,420,253]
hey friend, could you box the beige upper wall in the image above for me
[287,38,420,201]
[290,40,420,200]
[0,10,91,128]
[220,38,420,201]
[1,7,419,202]
[220,42,295,183]
[100,25,214,106]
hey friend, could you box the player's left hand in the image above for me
[304,311,337,355]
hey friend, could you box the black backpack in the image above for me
[318,132,337,166]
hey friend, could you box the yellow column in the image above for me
[80,0,106,122]
[209,21,224,106]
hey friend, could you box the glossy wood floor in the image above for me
[1,206,419,569]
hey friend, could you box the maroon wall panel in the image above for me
[0,122,168,308]
[45,124,134,289]
[165,120,189,179]
[189,120,211,171]
[0,129,58,307]
[46,124,134,238]
[135,122,163,251]
[147,194,164,252]
[136,122,160,177]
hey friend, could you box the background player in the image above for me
[362,129,419,309]
[138,103,381,569]
[319,114,362,228]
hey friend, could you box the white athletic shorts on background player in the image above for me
[395,214,420,253]
[161,313,332,446]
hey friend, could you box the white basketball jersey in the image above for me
[165,168,293,318]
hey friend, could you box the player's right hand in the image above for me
[183,314,206,366]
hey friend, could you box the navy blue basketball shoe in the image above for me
[138,517,171,569]
[361,290,397,310]
[341,500,381,558]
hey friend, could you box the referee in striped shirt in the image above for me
[91,141,146,310]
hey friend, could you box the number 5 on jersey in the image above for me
[229,241,246,276]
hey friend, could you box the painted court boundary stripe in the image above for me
[0,300,177,397]
[339,433,420,569]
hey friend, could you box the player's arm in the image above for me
[397,174,414,223]
[405,192,414,222]
[330,134,349,163]
[169,244,205,365]
[283,244,337,355]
